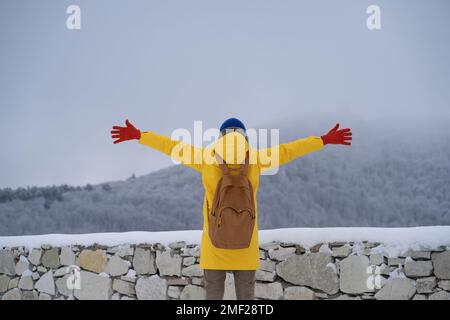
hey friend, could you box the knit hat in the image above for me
[219,118,246,133]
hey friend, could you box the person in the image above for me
[110,118,352,300]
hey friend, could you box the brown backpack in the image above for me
[208,151,256,249]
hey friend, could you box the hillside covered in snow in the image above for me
[1,115,449,236]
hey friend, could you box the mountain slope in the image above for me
[1,115,449,235]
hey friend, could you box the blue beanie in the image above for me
[219,118,246,132]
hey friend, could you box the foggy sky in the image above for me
[1,0,449,188]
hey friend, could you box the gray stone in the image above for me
[340,256,372,294]
[314,292,328,299]
[54,266,70,277]
[259,259,276,272]
[330,242,348,248]
[181,246,200,257]
[31,272,40,280]
[280,242,296,248]
[296,246,306,255]
[438,280,450,291]
[156,250,182,277]
[132,247,156,275]
[388,257,405,266]
[428,291,450,300]
[28,249,42,266]
[183,257,196,266]
[167,277,189,286]
[0,275,10,293]
[268,247,296,261]
[55,274,73,296]
[332,246,352,258]
[151,243,166,251]
[374,279,416,300]
[168,285,182,299]
[1,288,22,300]
[374,272,388,289]
[37,266,47,273]
[113,279,136,297]
[259,241,280,251]
[432,251,450,279]
[255,282,283,300]
[369,254,385,265]
[416,277,436,293]
[18,275,34,290]
[121,275,137,283]
[181,264,203,277]
[39,293,52,300]
[408,250,431,260]
[34,270,55,295]
[255,270,276,282]
[404,260,433,277]
[276,253,339,294]
[41,248,61,269]
[22,290,39,300]
[180,285,206,300]
[284,286,315,300]
[168,241,186,249]
[135,275,167,300]
[191,277,204,286]
[15,256,30,275]
[380,266,396,276]
[117,246,134,257]
[111,292,120,300]
[13,247,26,256]
[8,277,19,289]
[60,247,76,266]
[106,254,129,276]
[73,271,112,300]
[365,242,380,249]
[106,246,119,254]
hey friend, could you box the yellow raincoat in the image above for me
[138,130,324,270]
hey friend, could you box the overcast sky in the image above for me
[1,0,449,188]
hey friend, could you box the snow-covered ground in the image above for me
[1,226,449,258]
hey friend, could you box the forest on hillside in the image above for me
[1,118,449,236]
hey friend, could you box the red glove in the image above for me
[111,119,141,144]
[321,123,352,146]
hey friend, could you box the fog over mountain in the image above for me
[1,113,449,236]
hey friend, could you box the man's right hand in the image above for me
[111,119,141,144]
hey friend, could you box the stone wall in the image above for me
[1,240,450,300]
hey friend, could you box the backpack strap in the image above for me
[239,151,249,176]
[214,151,249,176]
[215,152,230,175]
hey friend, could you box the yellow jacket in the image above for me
[138,130,325,270]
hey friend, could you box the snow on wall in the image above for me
[1,226,449,256]
[1,226,450,300]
